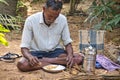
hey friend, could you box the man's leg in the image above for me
[17,54,83,72]
[17,53,68,72]
[42,53,83,65]
[17,49,67,72]
[41,54,67,65]
[17,57,50,72]
[17,49,83,72]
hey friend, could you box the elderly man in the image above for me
[17,0,83,72]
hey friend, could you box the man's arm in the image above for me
[21,48,40,66]
[21,48,31,59]
[65,43,74,67]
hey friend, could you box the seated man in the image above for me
[17,0,83,72]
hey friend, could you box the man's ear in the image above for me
[42,6,46,12]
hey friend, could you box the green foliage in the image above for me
[0,24,10,46]
[0,0,9,46]
[16,0,27,21]
[85,0,120,31]
[108,14,120,26]
[16,0,25,11]
[0,0,9,5]
[0,0,20,30]
[0,0,19,46]
[0,14,20,30]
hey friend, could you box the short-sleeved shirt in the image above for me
[20,12,72,52]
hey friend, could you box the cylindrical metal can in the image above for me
[83,46,96,74]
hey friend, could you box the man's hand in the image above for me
[21,48,40,66]
[66,54,74,68]
[65,43,74,68]
[27,54,40,66]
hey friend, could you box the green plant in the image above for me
[16,0,25,12]
[107,14,120,28]
[0,0,20,46]
[85,0,120,31]
[0,24,10,46]
[0,0,9,46]
[16,0,27,19]
[0,0,20,30]
[0,14,20,30]
[0,0,8,5]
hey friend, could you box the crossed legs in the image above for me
[17,53,83,72]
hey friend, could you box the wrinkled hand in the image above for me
[27,55,40,66]
[66,54,74,68]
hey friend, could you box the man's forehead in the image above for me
[47,7,61,11]
[46,8,60,16]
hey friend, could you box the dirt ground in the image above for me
[0,1,120,80]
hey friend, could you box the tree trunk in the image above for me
[69,0,75,14]
[69,0,80,14]
[0,0,18,16]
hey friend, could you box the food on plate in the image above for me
[44,65,58,70]
[43,64,66,73]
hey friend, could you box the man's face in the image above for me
[43,7,61,25]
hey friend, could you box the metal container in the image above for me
[83,46,96,74]
[117,52,120,64]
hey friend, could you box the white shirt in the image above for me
[20,12,72,52]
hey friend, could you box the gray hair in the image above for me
[45,0,63,10]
